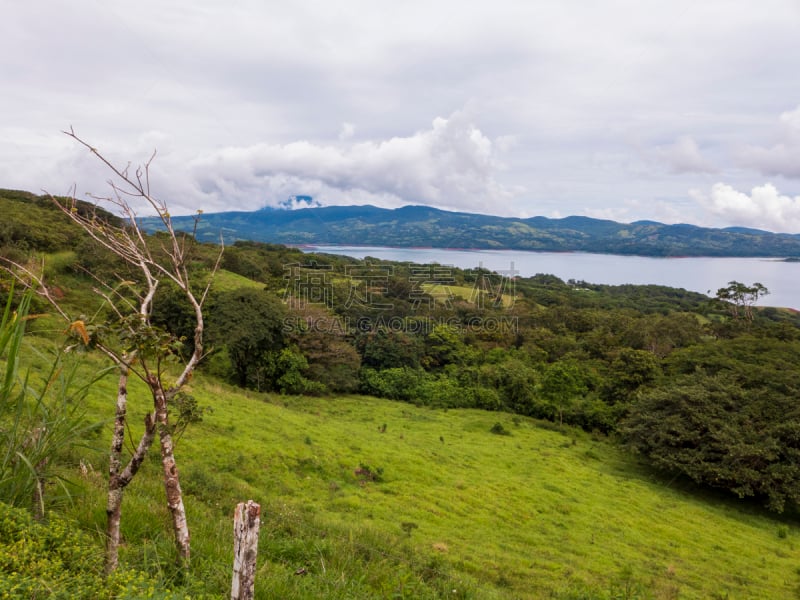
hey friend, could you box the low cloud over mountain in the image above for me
[188,111,518,215]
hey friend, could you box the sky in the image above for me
[3,0,800,231]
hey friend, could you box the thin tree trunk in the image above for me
[151,376,191,566]
[105,368,129,574]
[106,367,156,574]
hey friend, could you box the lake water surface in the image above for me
[303,245,800,310]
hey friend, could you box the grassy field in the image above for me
[37,345,799,599]
[210,268,267,292]
[423,283,516,308]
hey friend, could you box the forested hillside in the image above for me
[3,188,800,598]
[142,202,800,257]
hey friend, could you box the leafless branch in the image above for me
[0,256,71,322]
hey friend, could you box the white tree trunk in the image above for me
[106,367,157,574]
[151,376,191,566]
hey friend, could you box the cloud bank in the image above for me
[3,1,800,231]
[188,112,518,214]
[691,182,800,232]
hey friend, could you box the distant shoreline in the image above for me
[295,243,800,261]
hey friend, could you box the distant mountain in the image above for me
[140,204,800,258]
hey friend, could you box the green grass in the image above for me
[40,350,800,599]
[423,283,516,308]
[210,268,266,292]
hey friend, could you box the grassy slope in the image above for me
[11,258,798,597]
[209,268,267,292]
[9,255,799,598]
[52,355,800,600]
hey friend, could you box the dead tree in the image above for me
[1,128,222,571]
[231,500,261,600]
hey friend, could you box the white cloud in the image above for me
[338,122,355,141]
[780,105,800,132]
[690,182,800,232]
[3,0,800,227]
[652,136,716,174]
[738,105,800,178]
[188,111,518,214]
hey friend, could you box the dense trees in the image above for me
[623,371,800,512]
[207,288,286,388]
[622,334,800,511]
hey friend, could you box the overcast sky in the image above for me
[3,0,800,231]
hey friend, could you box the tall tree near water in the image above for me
[715,281,769,322]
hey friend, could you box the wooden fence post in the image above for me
[231,500,261,600]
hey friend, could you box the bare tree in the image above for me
[1,128,222,571]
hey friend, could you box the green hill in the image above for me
[143,203,800,257]
[7,186,800,257]
[51,364,800,599]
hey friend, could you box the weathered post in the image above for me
[231,500,261,600]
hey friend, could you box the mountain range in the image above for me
[134,203,800,257]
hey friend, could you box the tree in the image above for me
[715,281,769,322]
[478,356,538,415]
[537,360,588,426]
[424,324,476,369]
[1,128,221,571]
[358,329,421,370]
[304,337,361,392]
[601,348,660,404]
[207,288,286,389]
[622,371,800,512]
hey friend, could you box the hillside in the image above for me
[34,356,800,598]
[0,189,121,254]
[141,203,800,257]
[4,252,800,598]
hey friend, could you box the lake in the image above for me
[302,245,800,310]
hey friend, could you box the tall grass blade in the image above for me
[0,288,106,514]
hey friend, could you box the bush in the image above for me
[623,371,800,512]
[274,348,327,395]
[490,422,511,436]
[355,462,384,483]
[359,367,427,402]
[0,501,174,599]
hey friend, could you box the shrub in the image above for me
[0,501,174,599]
[359,366,427,401]
[355,462,384,483]
[490,422,511,436]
